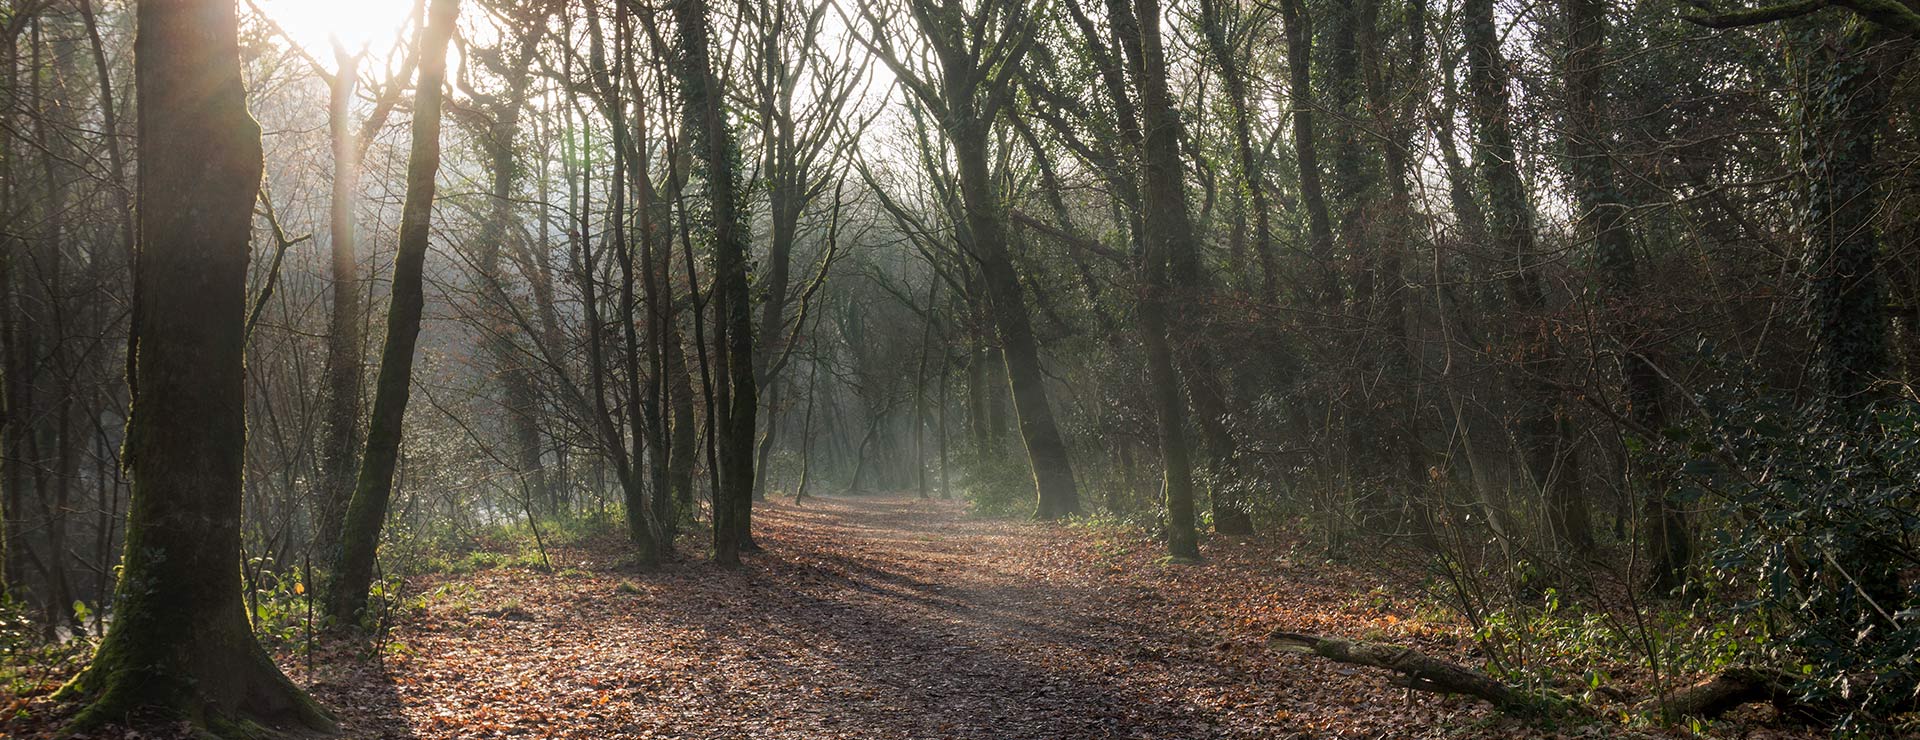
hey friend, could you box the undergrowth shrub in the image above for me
[1409,474,1778,732]
[377,506,626,579]
[0,598,93,711]
[245,559,313,649]
[954,449,1041,517]
[1664,381,1920,731]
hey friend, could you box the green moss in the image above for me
[57,630,336,739]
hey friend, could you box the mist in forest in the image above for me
[0,0,1916,737]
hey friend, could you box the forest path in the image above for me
[304,495,1515,739]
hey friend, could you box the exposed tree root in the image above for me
[55,624,336,739]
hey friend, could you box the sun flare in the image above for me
[255,0,417,58]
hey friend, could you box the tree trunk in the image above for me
[751,134,798,505]
[327,0,461,625]
[0,29,15,601]
[676,0,757,564]
[1802,24,1894,423]
[1434,48,1489,249]
[952,123,1082,519]
[1126,0,1202,559]
[915,279,937,500]
[1798,23,1904,610]
[752,382,781,501]
[937,326,952,499]
[1281,0,1341,307]
[583,3,660,563]
[666,317,698,514]
[1196,0,1279,302]
[634,69,679,546]
[1268,632,1572,717]
[795,357,818,503]
[471,35,552,518]
[1564,0,1686,589]
[315,50,364,564]
[1464,0,1592,550]
[56,0,334,732]
[1328,0,1373,301]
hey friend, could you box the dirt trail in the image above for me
[299,495,1514,739]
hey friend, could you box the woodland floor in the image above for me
[12,494,1821,739]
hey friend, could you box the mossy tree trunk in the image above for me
[676,0,758,564]
[467,23,552,517]
[865,0,1078,520]
[1103,0,1253,538]
[1799,22,1904,612]
[326,0,460,626]
[1362,0,1433,535]
[1116,0,1202,559]
[1801,23,1895,423]
[0,27,15,604]
[1196,0,1279,303]
[665,313,698,515]
[952,122,1082,520]
[55,1,335,734]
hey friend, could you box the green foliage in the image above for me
[953,449,1043,517]
[245,559,313,649]
[1469,589,1756,703]
[363,574,408,635]
[377,507,620,578]
[0,598,93,717]
[405,582,481,622]
[1662,381,1920,729]
[0,598,36,656]
[1066,506,1162,536]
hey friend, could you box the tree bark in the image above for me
[56,0,334,733]
[315,49,364,565]
[666,314,698,515]
[1127,0,1202,559]
[1638,667,1822,721]
[0,27,13,602]
[1797,22,1904,610]
[952,122,1082,519]
[746,3,800,501]
[1196,0,1279,302]
[1281,0,1341,307]
[1268,632,1573,717]
[1563,0,1686,589]
[1464,0,1592,550]
[581,2,660,563]
[470,29,552,518]
[327,0,461,625]
[1801,24,1895,422]
[676,0,757,564]
[869,0,1078,518]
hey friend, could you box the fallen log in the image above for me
[1267,631,1577,717]
[1638,666,1841,723]
[1640,667,1787,719]
[1270,631,1832,724]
